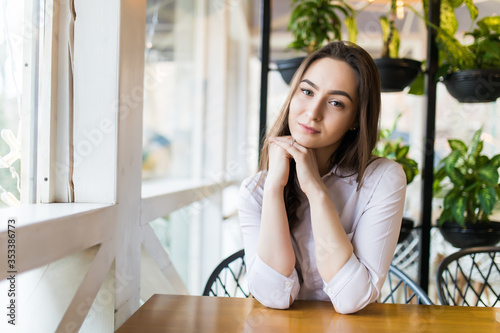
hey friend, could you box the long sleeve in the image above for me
[237,174,300,309]
[237,159,406,313]
[322,160,406,314]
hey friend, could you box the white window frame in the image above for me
[1,0,252,331]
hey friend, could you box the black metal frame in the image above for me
[381,265,433,305]
[202,249,249,297]
[436,246,500,306]
[418,0,441,293]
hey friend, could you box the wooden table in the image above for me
[116,294,500,332]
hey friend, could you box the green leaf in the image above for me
[475,155,489,169]
[468,128,483,162]
[446,0,464,9]
[491,154,500,168]
[438,208,454,226]
[450,196,466,225]
[478,186,497,215]
[463,182,481,192]
[436,30,475,69]
[344,15,358,43]
[380,16,390,43]
[444,149,462,172]
[448,139,467,155]
[408,71,425,95]
[443,188,458,207]
[463,0,479,22]
[389,22,400,58]
[404,168,417,185]
[433,166,447,193]
[399,159,419,185]
[379,128,391,139]
[444,188,465,224]
[478,165,500,186]
[440,0,459,36]
[479,40,500,60]
[477,16,500,33]
[434,166,446,181]
[396,145,409,159]
[447,167,466,187]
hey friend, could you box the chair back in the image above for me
[203,249,249,297]
[380,265,433,305]
[436,246,500,306]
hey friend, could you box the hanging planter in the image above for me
[371,0,423,93]
[439,221,500,249]
[374,58,422,92]
[276,57,305,85]
[442,69,500,103]
[417,0,500,104]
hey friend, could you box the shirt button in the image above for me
[285,281,291,288]
[327,288,333,294]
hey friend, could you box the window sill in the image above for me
[0,202,115,232]
[141,177,241,224]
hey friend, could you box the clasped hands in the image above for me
[266,136,326,196]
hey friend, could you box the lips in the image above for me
[299,123,320,134]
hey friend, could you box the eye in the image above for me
[329,100,344,108]
[301,88,313,96]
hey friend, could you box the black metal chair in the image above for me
[202,249,433,304]
[436,246,500,306]
[202,249,249,297]
[380,265,433,305]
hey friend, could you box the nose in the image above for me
[307,101,322,121]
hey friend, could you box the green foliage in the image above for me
[380,0,401,58]
[407,65,425,95]
[373,114,419,185]
[434,128,500,227]
[287,0,357,54]
[380,15,400,58]
[419,0,500,76]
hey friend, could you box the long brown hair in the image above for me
[258,41,381,231]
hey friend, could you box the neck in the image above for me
[315,149,334,177]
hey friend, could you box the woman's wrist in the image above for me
[304,182,328,201]
[263,182,285,196]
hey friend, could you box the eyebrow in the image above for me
[300,79,353,102]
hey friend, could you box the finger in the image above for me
[272,137,305,157]
[269,141,293,159]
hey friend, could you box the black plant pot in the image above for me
[443,69,500,103]
[374,58,421,92]
[439,221,500,249]
[276,57,306,85]
[398,218,414,244]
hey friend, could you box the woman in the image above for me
[237,41,406,314]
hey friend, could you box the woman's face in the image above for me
[288,57,358,158]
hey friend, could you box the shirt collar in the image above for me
[322,164,357,185]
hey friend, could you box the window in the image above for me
[0,1,30,208]
[0,1,254,331]
[141,0,254,293]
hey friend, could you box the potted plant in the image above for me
[418,0,500,103]
[374,0,422,92]
[276,0,357,84]
[373,114,419,243]
[433,128,500,248]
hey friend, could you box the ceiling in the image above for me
[145,0,500,61]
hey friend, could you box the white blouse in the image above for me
[237,157,406,314]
